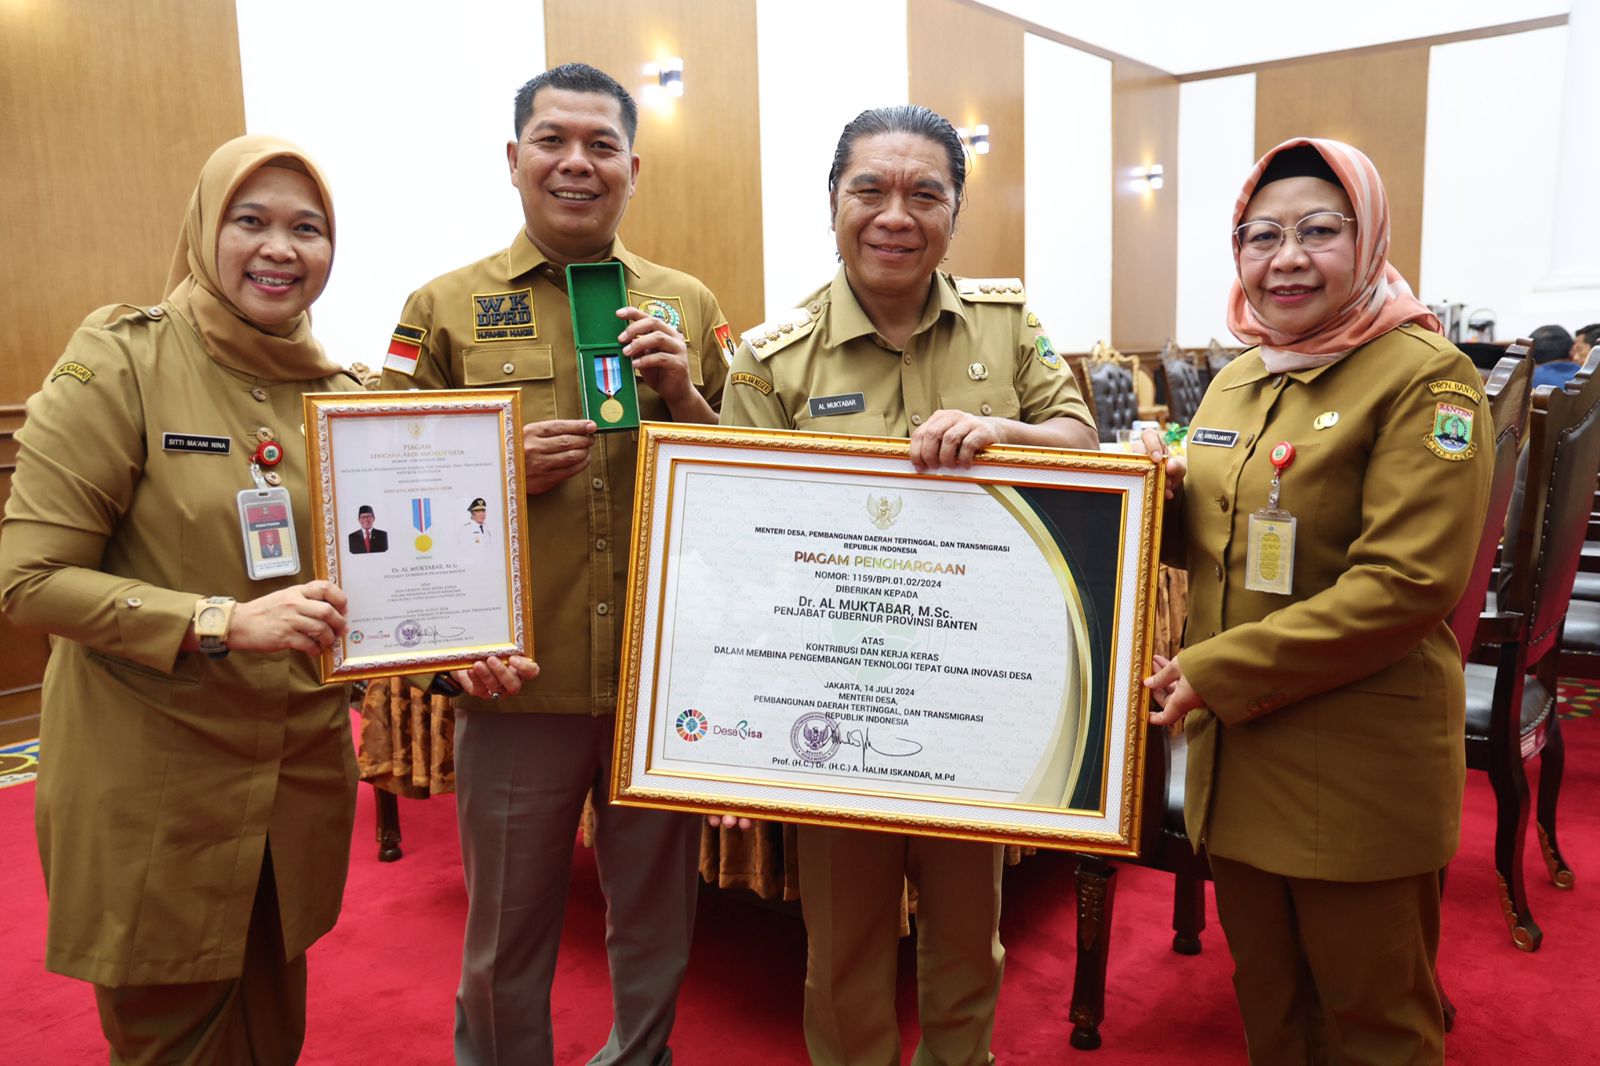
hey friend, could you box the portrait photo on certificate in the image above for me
[613,424,1163,855]
[303,390,533,682]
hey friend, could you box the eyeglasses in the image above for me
[1233,212,1355,260]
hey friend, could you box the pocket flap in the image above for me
[463,345,554,386]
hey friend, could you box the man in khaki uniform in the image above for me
[379,64,728,1066]
[720,104,1096,1066]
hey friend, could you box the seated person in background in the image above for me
[1530,323,1579,389]
[1573,323,1599,365]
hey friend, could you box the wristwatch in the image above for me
[193,596,236,659]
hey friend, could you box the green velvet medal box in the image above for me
[567,262,640,432]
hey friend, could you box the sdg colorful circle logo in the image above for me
[675,708,708,742]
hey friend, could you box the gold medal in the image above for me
[600,397,624,423]
[415,534,433,552]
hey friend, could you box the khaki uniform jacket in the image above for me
[1177,325,1492,881]
[0,305,361,986]
[379,232,728,714]
[720,268,1092,436]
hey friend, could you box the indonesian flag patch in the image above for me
[384,323,427,376]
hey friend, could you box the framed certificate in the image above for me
[303,390,534,682]
[614,424,1163,855]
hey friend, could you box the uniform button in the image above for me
[596,603,610,616]
[255,427,274,442]
[145,306,164,319]
[251,387,268,402]
[980,403,993,415]
[1218,497,1229,512]
[264,471,282,486]
[1245,433,1255,447]
[902,354,912,365]
[808,302,821,314]
[1215,564,1223,580]
[1273,377,1286,390]
[502,362,516,375]
[596,538,607,551]
[592,477,604,490]
[125,596,142,608]
[910,414,923,426]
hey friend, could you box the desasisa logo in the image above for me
[675,708,708,742]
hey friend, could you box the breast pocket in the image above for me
[938,382,1021,421]
[794,411,891,437]
[462,345,559,422]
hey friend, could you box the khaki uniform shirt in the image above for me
[1177,324,1492,881]
[379,232,729,714]
[0,305,361,986]
[720,267,1092,436]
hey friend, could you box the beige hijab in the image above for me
[164,135,342,381]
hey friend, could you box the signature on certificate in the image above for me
[839,727,924,771]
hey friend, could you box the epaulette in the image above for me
[955,278,1026,304]
[89,302,170,329]
[741,308,816,361]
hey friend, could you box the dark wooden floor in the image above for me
[0,688,41,747]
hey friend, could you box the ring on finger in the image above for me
[490,691,502,700]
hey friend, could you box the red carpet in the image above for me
[3,716,1598,1064]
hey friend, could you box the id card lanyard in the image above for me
[1245,441,1296,595]
[235,435,301,580]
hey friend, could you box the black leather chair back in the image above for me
[1087,361,1137,443]
[1161,358,1207,426]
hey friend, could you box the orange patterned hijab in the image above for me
[1226,137,1439,369]
[164,135,342,382]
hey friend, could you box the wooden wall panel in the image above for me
[1255,48,1430,291]
[908,0,1025,281]
[545,0,764,334]
[0,0,246,405]
[1111,58,1180,350]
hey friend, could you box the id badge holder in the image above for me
[1244,440,1297,595]
[237,483,302,580]
[1245,509,1296,594]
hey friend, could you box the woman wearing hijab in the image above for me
[1141,139,1492,1064]
[0,135,531,1064]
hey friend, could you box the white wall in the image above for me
[1419,26,1569,341]
[1022,33,1111,351]
[235,1,541,368]
[1175,74,1255,347]
[755,0,908,321]
[973,1,1567,74]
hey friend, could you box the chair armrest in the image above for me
[1473,610,1524,646]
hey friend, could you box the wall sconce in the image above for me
[642,57,684,101]
[956,124,991,156]
[1135,163,1165,190]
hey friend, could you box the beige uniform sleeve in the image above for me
[718,343,789,430]
[1015,307,1094,431]
[693,287,730,415]
[0,327,196,671]
[378,287,455,391]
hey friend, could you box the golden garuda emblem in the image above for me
[866,493,903,530]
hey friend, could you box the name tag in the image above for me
[1189,428,1239,448]
[807,392,866,418]
[163,432,231,455]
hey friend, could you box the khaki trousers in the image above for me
[94,845,306,1066]
[1209,855,1445,1066]
[798,825,1003,1066]
[453,710,698,1066]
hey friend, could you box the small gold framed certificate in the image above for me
[612,424,1163,855]
[303,390,534,682]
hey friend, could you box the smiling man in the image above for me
[379,64,729,1066]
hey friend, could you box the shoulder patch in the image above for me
[1425,402,1477,461]
[1035,335,1063,371]
[741,308,815,361]
[384,322,428,377]
[730,371,774,395]
[1427,379,1483,405]
[956,277,1025,304]
[713,322,737,366]
[50,361,96,385]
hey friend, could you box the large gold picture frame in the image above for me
[613,423,1162,855]
[303,390,533,683]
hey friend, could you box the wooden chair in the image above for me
[1065,352,1537,1049]
[1462,347,1600,949]
[1082,342,1139,443]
